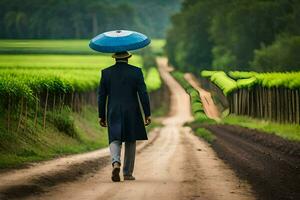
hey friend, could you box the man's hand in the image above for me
[99,118,107,127]
[145,116,151,126]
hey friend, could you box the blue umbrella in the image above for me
[89,30,151,53]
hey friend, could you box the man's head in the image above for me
[112,51,132,62]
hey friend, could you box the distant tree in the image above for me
[251,35,300,71]
[211,46,237,71]
[209,0,293,69]
[166,0,300,72]
[165,0,215,72]
[0,0,180,39]
[165,13,186,71]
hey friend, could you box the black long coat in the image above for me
[98,61,151,144]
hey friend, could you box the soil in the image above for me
[206,124,300,200]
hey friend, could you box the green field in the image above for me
[0,40,163,93]
[0,39,162,103]
[0,54,160,100]
[0,39,162,168]
[0,54,118,69]
[221,114,300,141]
[0,40,94,54]
[150,39,165,55]
[0,39,165,55]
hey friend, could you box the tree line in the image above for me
[0,0,180,39]
[166,0,300,72]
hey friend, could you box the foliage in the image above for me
[228,71,257,79]
[211,46,237,70]
[195,128,215,143]
[171,71,191,89]
[202,70,300,124]
[50,107,78,138]
[229,71,300,89]
[166,0,214,72]
[251,36,300,71]
[150,39,166,56]
[0,105,108,168]
[140,47,156,70]
[0,54,161,103]
[222,114,300,141]
[145,67,162,92]
[0,65,102,101]
[255,72,300,89]
[210,72,237,96]
[200,70,219,78]
[166,0,300,71]
[0,0,180,39]
[236,77,257,89]
[202,70,300,93]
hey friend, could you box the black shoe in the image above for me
[111,162,121,182]
[124,175,135,180]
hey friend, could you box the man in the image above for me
[98,51,151,182]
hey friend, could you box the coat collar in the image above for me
[116,60,128,63]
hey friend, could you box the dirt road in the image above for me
[0,57,254,200]
[184,73,220,120]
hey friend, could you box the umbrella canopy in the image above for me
[89,30,151,53]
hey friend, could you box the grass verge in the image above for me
[171,71,216,142]
[195,128,215,143]
[222,114,300,142]
[0,105,107,169]
[0,104,163,169]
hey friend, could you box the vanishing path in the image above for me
[0,57,255,200]
[184,73,220,120]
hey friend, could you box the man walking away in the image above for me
[98,51,151,182]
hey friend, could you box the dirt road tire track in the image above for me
[0,157,109,199]
[206,124,300,200]
[0,128,160,200]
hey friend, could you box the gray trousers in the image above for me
[109,140,136,176]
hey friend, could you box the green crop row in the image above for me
[0,54,161,103]
[210,72,237,96]
[228,71,257,79]
[201,70,300,95]
[145,67,162,92]
[0,68,161,102]
[171,71,213,123]
[0,40,95,55]
[201,71,238,96]
[200,70,238,96]
[229,71,300,88]
[0,54,142,69]
[171,71,215,143]
[201,70,221,78]
[0,70,99,101]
